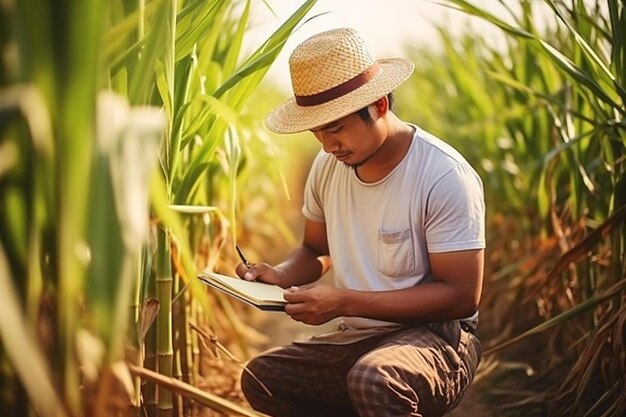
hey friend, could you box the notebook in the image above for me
[198,271,287,311]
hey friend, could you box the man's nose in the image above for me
[317,132,339,153]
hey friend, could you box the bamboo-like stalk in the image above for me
[143,259,158,417]
[127,248,145,416]
[156,0,176,414]
[184,275,201,381]
[145,332,159,417]
[186,296,196,385]
[176,285,193,416]
[172,268,184,417]
[156,227,173,417]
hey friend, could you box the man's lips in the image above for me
[334,152,350,161]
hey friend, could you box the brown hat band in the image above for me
[294,63,381,107]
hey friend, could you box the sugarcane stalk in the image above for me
[119,12,147,411]
[156,227,173,417]
[172,268,183,417]
[127,248,144,416]
[184,296,195,385]
[143,263,158,417]
[156,0,176,411]
[177,285,193,416]
[191,298,200,380]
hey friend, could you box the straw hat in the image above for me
[265,28,414,134]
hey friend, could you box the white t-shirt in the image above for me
[299,125,485,343]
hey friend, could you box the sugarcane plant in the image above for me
[0,0,319,416]
[398,0,625,415]
[109,0,319,416]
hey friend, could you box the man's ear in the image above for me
[372,96,389,118]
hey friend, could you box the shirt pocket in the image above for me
[377,228,416,277]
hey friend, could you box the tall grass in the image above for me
[0,0,317,416]
[398,0,625,415]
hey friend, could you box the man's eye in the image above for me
[328,126,342,134]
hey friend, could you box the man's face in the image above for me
[309,107,384,168]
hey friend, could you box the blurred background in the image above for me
[0,1,624,416]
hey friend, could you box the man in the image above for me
[235,28,485,417]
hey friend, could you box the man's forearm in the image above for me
[274,245,331,288]
[340,281,479,324]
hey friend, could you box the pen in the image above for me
[236,245,252,268]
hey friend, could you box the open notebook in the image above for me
[198,271,287,311]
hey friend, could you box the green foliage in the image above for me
[396,1,625,415]
[0,0,317,416]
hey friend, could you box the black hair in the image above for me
[356,92,395,123]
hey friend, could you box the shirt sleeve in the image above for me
[424,163,485,253]
[301,150,326,223]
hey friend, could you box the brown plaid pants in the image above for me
[241,321,481,417]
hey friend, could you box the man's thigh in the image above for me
[241,337,384,414]
[347,324,481,417]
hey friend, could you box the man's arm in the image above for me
[284,249,484,325]
[235,219,331,288]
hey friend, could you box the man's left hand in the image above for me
[283,284,345,325]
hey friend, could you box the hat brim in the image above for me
[265,58,415,134]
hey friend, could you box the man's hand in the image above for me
[234,262,283,286]
[283,284,345,325]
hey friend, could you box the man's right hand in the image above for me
[235,262,284,287]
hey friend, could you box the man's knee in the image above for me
[347,356,420,412]
[240,356,272,409]
[346,354,455,417]
[347,357,390,396]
